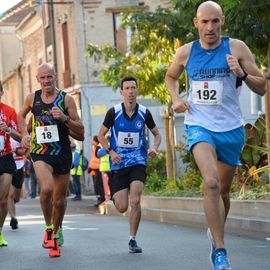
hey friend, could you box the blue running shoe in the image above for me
[128,239,142,253]
[207,228,216,269]
[214,248,232,270]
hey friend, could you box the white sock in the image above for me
[129,236,135,241]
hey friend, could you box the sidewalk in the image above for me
[107,196,270,240]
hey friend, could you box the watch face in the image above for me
[64,116,70,123]
[241,70,248,80]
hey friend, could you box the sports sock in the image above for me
[45,224,54,230]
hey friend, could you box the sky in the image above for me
[0,0,22,15]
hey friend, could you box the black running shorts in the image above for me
[0,154,16,175]
[12,167,24,189]
[110,164,146,196]
[31,152,72,175]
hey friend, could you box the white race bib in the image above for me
[36,125,59,144]
[192,80,223,105]
[0,135,4,150]
[117,132,139,148]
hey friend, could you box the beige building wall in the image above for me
[67,0,172,86]
[17,13,46,100]
[1,74,21,112]
[0,0,172,111]
[0,24,23,111]
[53,2,78,90]
[0,25,22,78]
[145,0,172,10]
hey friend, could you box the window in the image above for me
[113,13,131,54]
[62,22,71,88]
[106,5,149,54]
[46,45,53,64]
[43,1,50,28]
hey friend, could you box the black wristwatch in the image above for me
[239,69,248,81]
[63,115,70,124]
[105,148,111,154]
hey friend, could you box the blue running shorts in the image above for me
[184,125,245,166]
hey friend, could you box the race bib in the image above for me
[36,125,59,144]
[192,81,223,105]
[117,132,139,148]
[0,135,4,150]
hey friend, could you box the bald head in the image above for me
[36,62,57,92]
[37,63,54,74]
[196,1,223,18]
[193,1,224,49]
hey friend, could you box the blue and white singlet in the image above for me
[185,37,244,132]
[110,103,147,170]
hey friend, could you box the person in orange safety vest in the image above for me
[88,136,105,206]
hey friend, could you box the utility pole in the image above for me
[48,0,58,85]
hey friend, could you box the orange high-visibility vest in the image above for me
[89,144,100,170]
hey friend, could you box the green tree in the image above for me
[220,0,270,185]
[221,0,269,64]
[86,7,183,103]
[86,6,185,179]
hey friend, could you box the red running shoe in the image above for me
[42,229,54,248]
[49,238,61,257]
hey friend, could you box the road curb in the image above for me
[107,196,270,239]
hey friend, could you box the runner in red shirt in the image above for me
[0,81,22,246]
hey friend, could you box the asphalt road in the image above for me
[0,196,269,270]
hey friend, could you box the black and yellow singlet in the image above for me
[30,90,70,156]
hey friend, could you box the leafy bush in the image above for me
[144,115,270,200]
[176,137,203,193]
[236,115,270,199]
[145,151,167,192]
[236,184,269,200]
[145,170,167,192]
[146,151,166,178]
[176,138,199,172]
[181,168,203,192]
[165,177,182,191]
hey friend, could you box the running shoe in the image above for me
[104,203,108,215]
[128,239,142,253]
[213,248,232,270]
[10,217,18,230]
[49,238,61,257]
[99,203,106,215]
[0,233,8,247]
[58,228,64,246]
[207,228,216,268]
[42,229,54,248]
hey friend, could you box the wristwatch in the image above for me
[6,128,12,134]
[63,115,70,124]
[105,148,111,154]
[239,69,248,81]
